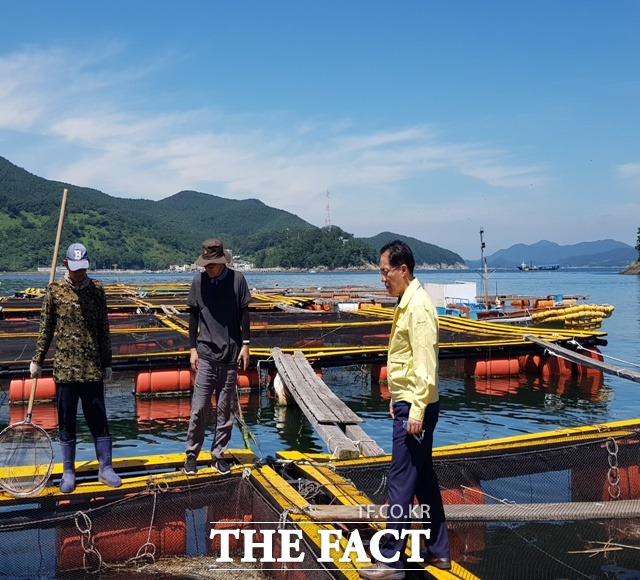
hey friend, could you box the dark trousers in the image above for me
[379,400,450,567]
[56,381,110,442]
[185,358,237,460]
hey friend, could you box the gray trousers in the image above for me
[185,358,237,460]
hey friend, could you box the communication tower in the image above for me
[325,190,331,229]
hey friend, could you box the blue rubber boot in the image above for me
[95,436,122,488]
[59,440,76,493]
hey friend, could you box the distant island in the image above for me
[465,239,636,270]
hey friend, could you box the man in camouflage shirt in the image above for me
[31,243,121,493]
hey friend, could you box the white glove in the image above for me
[30,362,42,378]
[103,367,113,382]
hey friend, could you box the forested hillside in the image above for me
[360,232,465,268]
[0,156,463,271]
[0,157,313,270]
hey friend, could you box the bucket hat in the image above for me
[195,238,232,267]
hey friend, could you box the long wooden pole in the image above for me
[48,188,69,285]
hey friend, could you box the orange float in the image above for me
[519,354,544,374]
[464,358,519,377]
[292,339,324,348]
[208,513,254,553]
[576,347,603,378]
[358,302,381,310]
[57,512,185,571]
[135,369,192,395]
[9,376,56,402]
[378,382,391,400]
[236,368,260,389]
[540,355,575,381]
[118,342,158,355]
[441,484,485,505]
[521,352,577,380]
[370,364,388,382]
[572,464,640,502]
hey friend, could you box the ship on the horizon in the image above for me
[518,261,560,271]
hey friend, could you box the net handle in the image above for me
[49,188,69,286]
[24,376,38,424]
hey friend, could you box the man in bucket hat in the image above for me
[183,238,252,475]
[30,243,121,493]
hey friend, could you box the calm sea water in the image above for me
[1,268,639,462]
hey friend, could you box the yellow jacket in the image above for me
[387,278,439,422]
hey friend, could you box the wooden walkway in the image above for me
[270,348,385,459]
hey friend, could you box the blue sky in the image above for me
[1,1,638,259]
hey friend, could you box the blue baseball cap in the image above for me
[66,243,89,271]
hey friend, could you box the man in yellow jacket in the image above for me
[359,240,450,580]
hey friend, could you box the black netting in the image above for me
[0,473,335,579]
[332,426,640,579]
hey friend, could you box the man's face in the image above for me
[379,250,403,297]
[204,263,225,278]
[65,261,87,282]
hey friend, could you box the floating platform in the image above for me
[0,284,608,384]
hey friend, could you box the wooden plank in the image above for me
[315,424,360,460]
[275,348,356,424]
[273,348,343,423]
[345,424,386,457]
[271,348,360,459]
[524,335,640,383]
[292,351,362,424]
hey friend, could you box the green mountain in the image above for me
[361,232,465,268]
[0,156,463,271]
[0,156,314,270]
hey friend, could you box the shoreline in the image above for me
[1,265,469,276]
[0,264,631,277]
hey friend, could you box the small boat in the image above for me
[518,261,560,271]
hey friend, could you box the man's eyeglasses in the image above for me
[379,266,398,277]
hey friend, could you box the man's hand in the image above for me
[29,362,42,378]
[405,417,423,436]
[389,400,395,418]
[103,367,113,382]
[190,348,199,372]
[237,344,250,371]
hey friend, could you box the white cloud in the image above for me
[0,43,558,254]
[617,163,640,187]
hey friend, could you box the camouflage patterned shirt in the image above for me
[32,277,112,382]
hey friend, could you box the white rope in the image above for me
[278,508,292,529]
[568,339,640,369]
